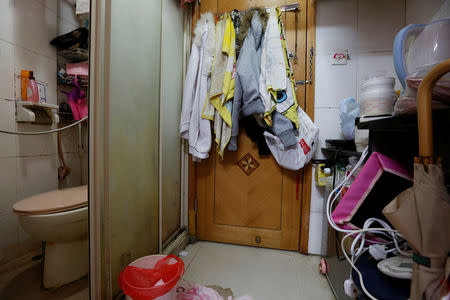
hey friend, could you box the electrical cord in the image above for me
[325,146,411,256]
[324,147,413,299]
[326,146,369,233]
[0,116,88,135]
[341,227,406,300]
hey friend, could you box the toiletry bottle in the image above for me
[21,70,30,101]
[27,71,39,103]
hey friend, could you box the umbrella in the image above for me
[383,59,450,300]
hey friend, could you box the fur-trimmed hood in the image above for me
[236,8,268,55]
[193,12,215,47]
[193,12,216,75]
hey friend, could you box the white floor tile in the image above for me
[181,242,333,300]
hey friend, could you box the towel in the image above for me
[209,13,236,157]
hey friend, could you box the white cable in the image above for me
[325,146,410,255]
[0,116,87,135]
[341,227,403,300]
[326,146,369,234]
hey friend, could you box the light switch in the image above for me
[329,50,350,65]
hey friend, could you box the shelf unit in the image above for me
[16,101,59,124]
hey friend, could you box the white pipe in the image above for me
[0,117,88,135]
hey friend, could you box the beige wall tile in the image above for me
[57,0,81,27]
[316,0,358,52]
[0,0,14,43]
[358,0,405,52]
[14,46,57,104]
[16,155,58,200]
[0,41,14,100]
[58,152,82,189]
[13,0,57,59]
[0,214,20,263]
[16,123,57,157]
[0,101,17,158]
[406,0,449,24]
[18,226,41,256]
[0,158,17,216]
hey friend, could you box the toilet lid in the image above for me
[13,185,88,214]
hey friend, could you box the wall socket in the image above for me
[329,49,350,65]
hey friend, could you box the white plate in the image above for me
[377,256,413,280]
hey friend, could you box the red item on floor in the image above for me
[119,255,185,300]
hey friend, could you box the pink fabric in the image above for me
[332,152,413,229]
[66,61,89,77]
[62,79,88,121]
[176,281,223,300]
[175,280,252,300]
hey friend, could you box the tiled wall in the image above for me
[0,0,84,264]
[308,0,450,255]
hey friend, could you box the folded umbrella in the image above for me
[383,59,450,300]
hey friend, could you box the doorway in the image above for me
[191,0,315,252]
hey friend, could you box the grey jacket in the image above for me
[229,11,297,151]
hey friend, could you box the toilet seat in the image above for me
[13,185,88,215]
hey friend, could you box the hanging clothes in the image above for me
[264,107,319,170]
[229,7,298,153]
[228,8,268,152]
[209,13,236,157]
[259,7,298,147]
[180,13,216,161]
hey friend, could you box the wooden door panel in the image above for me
[214,132,283,230]
[197,131,303,250]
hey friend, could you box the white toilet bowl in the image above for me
[13,185,88,289]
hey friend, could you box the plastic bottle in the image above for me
[27,71,39,103]
[21,70,30,101]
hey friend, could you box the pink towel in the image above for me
[176,280,252,300]
[66,61,89,77]
[62,79,88,121]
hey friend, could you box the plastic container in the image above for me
[361,77,395,94]
[119,255,184,300]
[27,71,40,103]
[359,89,397,116]
[394,19,450,88]
[21,70,30,101]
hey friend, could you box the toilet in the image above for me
[13,185,88,289]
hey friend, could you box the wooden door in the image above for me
[194,0,311,251]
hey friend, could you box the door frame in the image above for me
[187,0,316,254]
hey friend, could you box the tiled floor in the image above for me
[180,241,334,300]
[0,259,88,300]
